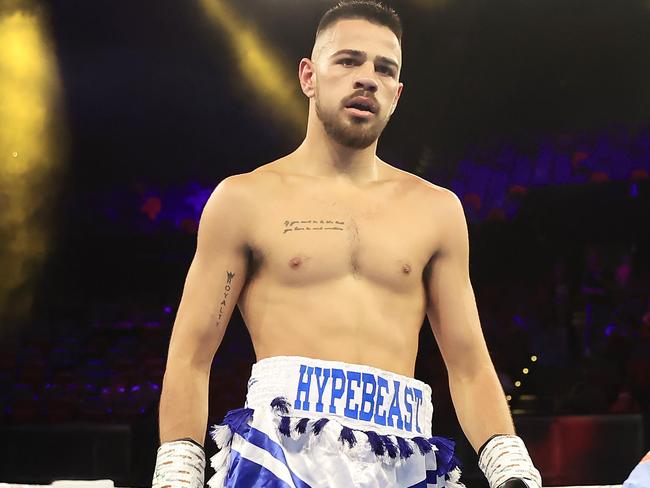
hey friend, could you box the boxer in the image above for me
[153,1,541,486]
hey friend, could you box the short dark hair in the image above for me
[316,1,402,45]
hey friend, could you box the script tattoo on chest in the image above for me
[283,219,345,234]
[216,270,235,328]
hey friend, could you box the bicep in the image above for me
[167,176,251,369]
[426,191,492,378]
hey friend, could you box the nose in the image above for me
[353,62,378,93]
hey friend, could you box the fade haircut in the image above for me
[316,1,402,46]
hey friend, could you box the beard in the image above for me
[315,91,390,150]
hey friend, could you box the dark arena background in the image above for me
[0,0,649,486]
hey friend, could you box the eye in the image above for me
[339,58,356,66]
[377,65,395,77]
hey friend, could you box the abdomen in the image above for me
[238,274,425,377]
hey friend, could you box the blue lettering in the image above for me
[413,388,423,433]
[294,365,313,410]
[329,368,346,414]
[404,386,413,432]
[358,373,376,422]
[387,380,404,430]
[373,376,389,426]
[344,371,361,419]
[314,367,331,413]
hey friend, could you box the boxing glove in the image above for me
[478,434,542,488]
[152,438,206,488]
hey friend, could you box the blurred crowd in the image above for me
[481,241,650,416]
[451,123,650,221]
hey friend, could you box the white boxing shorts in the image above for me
[208,356,464,488]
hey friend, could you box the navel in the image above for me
[402,263,412,274]
[289,256,302,269]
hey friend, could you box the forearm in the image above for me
[448,367,514,452]
[159,360,210,446]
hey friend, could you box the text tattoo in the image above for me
[216,271,235,328]
[283,219,345,234]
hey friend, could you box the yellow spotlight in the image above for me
[515,381,522,388]
[0,1,67,330]
[523,368,529,374]
[198,0,306,137]
[531,355,538,362]
[506,395,512,401]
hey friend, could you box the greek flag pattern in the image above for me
[208,397,464,488]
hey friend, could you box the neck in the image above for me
[291,107,381,185]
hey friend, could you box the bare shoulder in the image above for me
[199,171,261,227]
[200,161,287,224]
[385,166,468,258]
[204,172,253,210]
[207,164,280,203]
[386,164,462,212]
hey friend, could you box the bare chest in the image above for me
[247,181,437,291]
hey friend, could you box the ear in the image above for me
[298,58,316,98]
[389,82,404,116]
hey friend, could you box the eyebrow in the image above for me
[331,49,399,70]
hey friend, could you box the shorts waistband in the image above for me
[245,355,433,438]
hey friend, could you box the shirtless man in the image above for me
[152,2,542,487]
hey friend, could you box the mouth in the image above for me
[344,107,375,118]
[344,96,378,118]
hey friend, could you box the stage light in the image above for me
[198,0,306,136]
[531,355,538,362]
[0,2,67,329]
[515,381,522,387]
[523,368,529,374]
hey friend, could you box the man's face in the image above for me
[309,18,403,149]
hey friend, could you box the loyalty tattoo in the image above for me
[283,219,345,234]
[216,271,235,327]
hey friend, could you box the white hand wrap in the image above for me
[478,434,542,488]
[152,439,206,488]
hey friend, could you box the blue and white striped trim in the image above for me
[208,397,464,488]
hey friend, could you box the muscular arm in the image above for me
[158,175,252,446]
[425,189,514,452]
